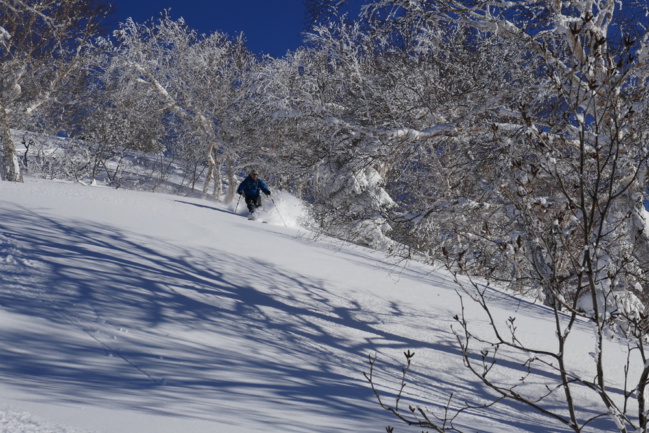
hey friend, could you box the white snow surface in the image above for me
[0,178,634,432]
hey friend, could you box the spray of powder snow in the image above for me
[230,190,312,228]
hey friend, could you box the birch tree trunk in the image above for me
[212,153,222,201]
[0,103,22,182]
[225,156,236,204]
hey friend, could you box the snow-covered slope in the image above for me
[0,178,624,433]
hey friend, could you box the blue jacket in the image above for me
[237,176,270,198]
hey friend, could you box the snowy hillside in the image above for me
[0,178,631,433]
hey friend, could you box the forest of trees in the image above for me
[3,0,649,431]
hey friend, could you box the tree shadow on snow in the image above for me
[0,206,612,432]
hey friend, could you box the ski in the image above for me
[247,215,267,223]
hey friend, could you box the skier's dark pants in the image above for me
[245,196,261,213]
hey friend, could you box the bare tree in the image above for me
[109,13,255,199]
[362,0,649,431]
[0,0,110,182]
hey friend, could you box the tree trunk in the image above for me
[225,156,236,204]
[0,103,23,182]
[202,142,216,198]
[212,155,222,201]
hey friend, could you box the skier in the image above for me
[236,169,271,219]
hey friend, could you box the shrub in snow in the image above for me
[313,162,395,250]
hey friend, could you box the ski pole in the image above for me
[235,194,242,213]
[269,195,287,227]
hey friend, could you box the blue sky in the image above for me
[107,0,308,57]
